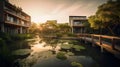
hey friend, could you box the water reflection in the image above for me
[19,35,58,67]
[33,56,97,67]
[19,35,120,67]
[27,36,96,67]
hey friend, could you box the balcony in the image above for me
[72,24,84,27]
[5,20,21,26]
[5,20,30,27]
[4,10,30,22]
[21,22,30,27]
[71,22,85,27]
[22,24,30,27]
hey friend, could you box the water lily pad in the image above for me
[73,45,85,51]
[12,49,32,56]
[67,52,74,56]
[61,44,73,50]
[56,51,67,60]
[71,61,83,67]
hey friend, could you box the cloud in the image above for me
[9,0,108,23]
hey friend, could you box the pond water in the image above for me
[19,36,120,67]
[33,55,97,67]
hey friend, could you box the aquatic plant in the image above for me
[71,61,83,67]
[12,49,32,57]
[61,44,73,50]
[73,45,85,51]
[67,52,74,56]
[56,51,67,60]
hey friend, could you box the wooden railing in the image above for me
[77,34,120,51]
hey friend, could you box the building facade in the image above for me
[69,16,87,34]
[0,0,31,34]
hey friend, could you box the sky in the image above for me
[9,0,108,23]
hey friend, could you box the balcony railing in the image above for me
[4,10,30,22]
[5,20,30,27]
[71,23,84,27]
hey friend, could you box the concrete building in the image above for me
[46,20,57,23]
[0,0,31,34]
[69,16,87,34]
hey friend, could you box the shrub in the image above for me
[56,33,62,37]
[0,32,12,43]
[0,39,10,57]
[0,38,5,47]
[11,34,33,40]
[67,33,77,37]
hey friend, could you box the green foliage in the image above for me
[39,22,71,37]
[0,33,11,57]
[88,15,104,29]
[12,49,32,56]
[41,38,59,51]
[58,23,71,34]
[88,0,120,35]
[56,51,67,60]
[39,21,58,37]
[29,22,39,34]
[11,34,33,40]
[73,45,86,51]
[67,33,77,37]
[56,33,63,37]
[0,39,10,57]
[0,32,33,67]
[0,38,5,47]
[60,40,85,51]
[0,32,12,42]
[71,62,83,67]
[61,44,73,50]
[67,52,74,56]
[69,40,79,44]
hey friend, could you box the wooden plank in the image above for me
[77,34,120,59]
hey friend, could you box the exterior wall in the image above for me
[0,0,4,22]
[0,0,5,32]
[69,16,87,34]
[0,0,31,34]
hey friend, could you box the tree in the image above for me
[39,21,59,37]
[88,0,120,35]
[29,22,39,34]
[39,22,72,52]
[58,23,71,34]
[39,21,72,37]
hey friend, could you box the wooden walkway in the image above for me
[78,34,120,59]
[43,34,120,59]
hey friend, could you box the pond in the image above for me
[19,36,120,67]
[33,55,97,67]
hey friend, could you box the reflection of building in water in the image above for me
[0,0,31,34]
[69,16,87,34]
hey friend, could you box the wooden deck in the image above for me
[43,34,120,59]
[78,34,120,59]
